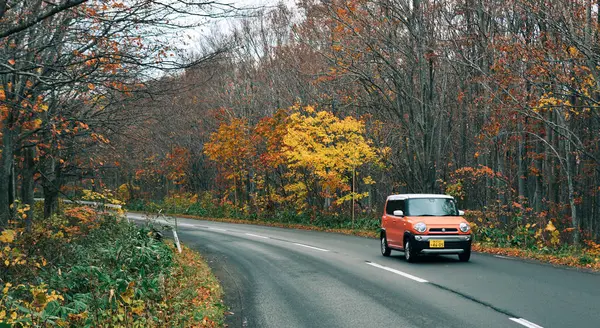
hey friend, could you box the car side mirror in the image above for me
[393,210,404,217]
[458,210,465,216]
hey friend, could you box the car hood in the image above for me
[406,216,468,227]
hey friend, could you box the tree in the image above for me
[283,105,381,213]
[0,0,238,224]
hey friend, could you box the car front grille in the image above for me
[429,228,458,233]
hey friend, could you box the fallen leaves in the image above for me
[163,245,224,327]
[473,244,600,271]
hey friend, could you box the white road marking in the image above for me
[292,243,329,252]
[209,227,227,232]
[509,318,544,328]
[245,233,269,239]
[178,223,195,227]
[494,255,514,260]
[366,262,428,283]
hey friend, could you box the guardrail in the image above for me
[33,198,122,210]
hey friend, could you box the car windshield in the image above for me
[405,198,457,216]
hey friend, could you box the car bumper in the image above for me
[411,235,472,255]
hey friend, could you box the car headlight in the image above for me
[414,222,427,233]
[460,222,470,233]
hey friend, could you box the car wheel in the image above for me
[404,238,416,262]
[458,248,471,262]
[381,234,391,256]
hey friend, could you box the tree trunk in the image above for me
[564,141,580,246]
[21,147,35,230]
[0,126,15,226]
[42,157,59,219]
[43,184,59,219]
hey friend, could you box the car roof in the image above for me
[386,194,454,201]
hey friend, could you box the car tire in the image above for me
[458,248,471,262]
[381,234,391,256]
[404,238,417,262]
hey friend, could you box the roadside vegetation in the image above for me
[128,192,600,271]
[0,202,224,327]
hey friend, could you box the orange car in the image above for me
[380,194,472,262]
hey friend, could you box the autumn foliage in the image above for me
[204,105,383,215]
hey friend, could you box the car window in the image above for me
[385,199,405,215]
[405,198,457,216]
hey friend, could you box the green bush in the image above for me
[128,193,381,232]
[126,199,147,211]
[1,213,176,326]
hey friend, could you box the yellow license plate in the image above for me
[429,240,444,248]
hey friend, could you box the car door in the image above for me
[382,201,394,245]
[385,199,404,247]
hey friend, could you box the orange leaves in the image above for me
[163,147,190,185]
[7,59,15,66]
[254,109,289,169]
[22,118,43,131]
[473,243,600,271]
[204,117,254,184]
[64,206,99,224]
[91,133,110,144]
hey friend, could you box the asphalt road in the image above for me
[128,213,600,328]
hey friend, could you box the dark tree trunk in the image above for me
[21,147,36,230]
[0,126,15,226]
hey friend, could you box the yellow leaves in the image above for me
[335,191,369,205]
[541,221,561,246]
[131,300,145,315]
[3,283,12,294]
[31,118,42,130]
[205,105,382,209]
[38,103,48,112]
[34,258,47,269]
[545,221,556,232]
[550,230,560,246]
[567,46,580,57]
[0,230,16,243]
[120,281,135,304]
[283,105,380,205]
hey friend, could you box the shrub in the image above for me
[0,209,196,327]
